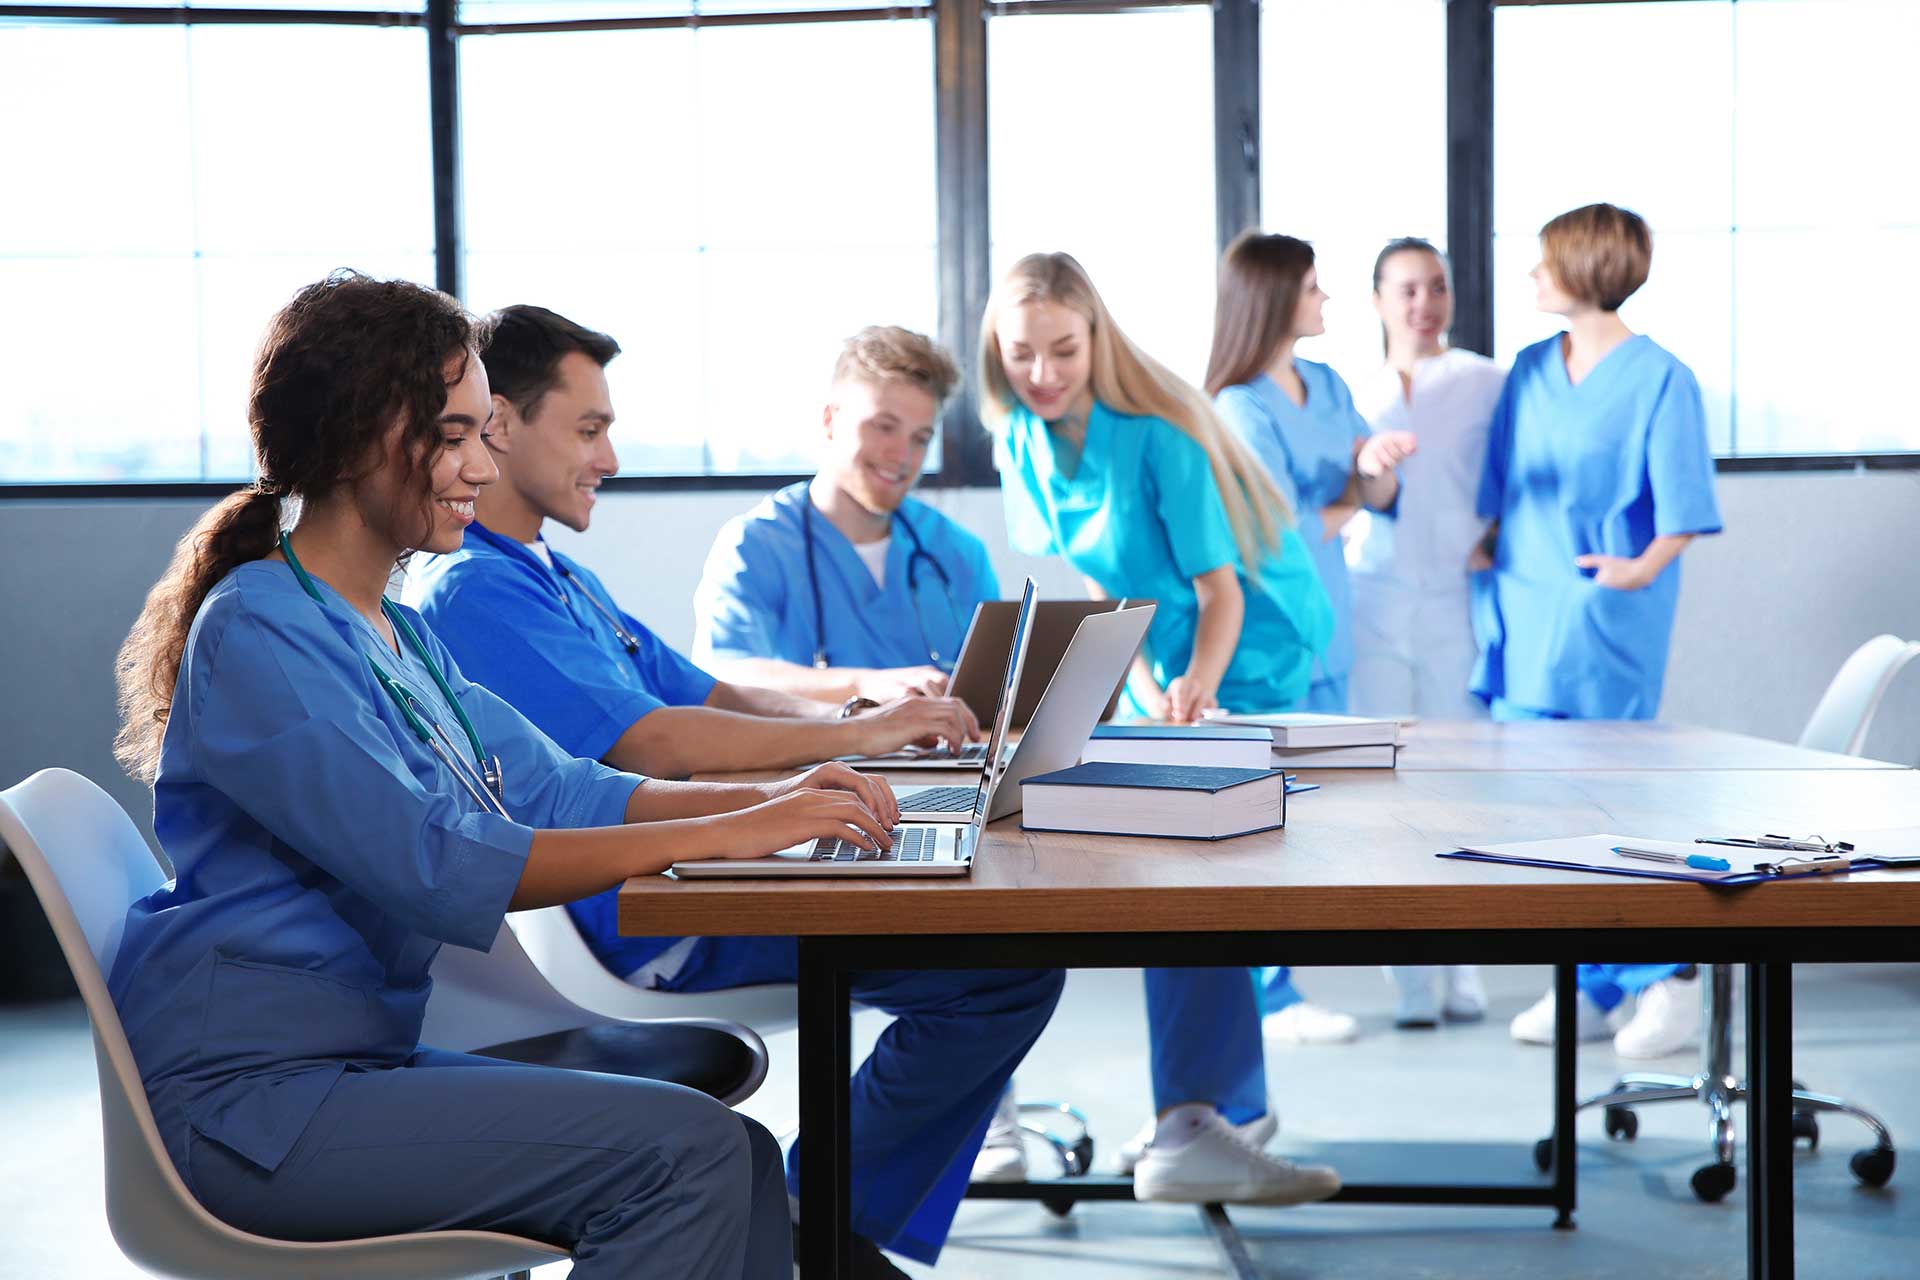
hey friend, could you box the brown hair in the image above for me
[1539,203,1652,312]
[1203,231,1316,397]
[114,270,473,782]
[832,325,960,407]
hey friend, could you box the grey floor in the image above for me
[4,964,1915,1279]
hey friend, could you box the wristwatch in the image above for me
[838,696,881,719]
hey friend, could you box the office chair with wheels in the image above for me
[1796,633,1920,758]
[1542,640,1910,1201]
[0,768,565,1280]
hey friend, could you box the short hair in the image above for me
[830,325,960,407]
[1539,203,1652,312]
[475,304,621,420]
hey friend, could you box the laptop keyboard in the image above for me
[808,827,940,863]
[901,785,977,812]
[917,742,989,762]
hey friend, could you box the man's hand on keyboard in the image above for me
[851,693,982,755]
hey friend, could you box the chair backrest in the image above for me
[1797,635,1920,757]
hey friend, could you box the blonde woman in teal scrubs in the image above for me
[980,251,1341,1206]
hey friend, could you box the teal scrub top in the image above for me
[1472,334,1723,718]
[995,400,1333,712]
[1214,359,1374,691]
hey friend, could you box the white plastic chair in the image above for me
[1797,634,1920,757]
[0,767,568,1280]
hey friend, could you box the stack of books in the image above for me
[1204,712,1401,769]
[1079,723,1274,769]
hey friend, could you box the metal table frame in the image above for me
[795,925,1917,1280]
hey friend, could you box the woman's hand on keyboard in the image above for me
[761,762,900,830]
[851,694,982,755]
[728,786,895,856]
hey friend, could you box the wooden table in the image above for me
[619,723,1920,1279]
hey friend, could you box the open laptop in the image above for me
[946,598,1150,728]
[832,581,1042,773]
[896,601,1154,823]
[669,580,1037,879]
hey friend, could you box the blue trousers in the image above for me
[663,936,1065,1265]
[1144,968,1269,1124]
[183,1047,791,1279]
[1303,673,1351,714]
[1490,700,1682,1008]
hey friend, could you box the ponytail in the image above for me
[114,488,282,782]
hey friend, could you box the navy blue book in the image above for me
[1019,762,1286,839]
[1081,723,1272,770]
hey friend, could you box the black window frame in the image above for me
[1,0,1911,499]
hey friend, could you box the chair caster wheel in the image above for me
[1850,1147,1895,1188]
[1691,1162,1737,1202]
[1791,1110,1819,1150]
[1533,1138,1554,1173]
[1042,1196,1076,1218]
[1603,1106,1638,1141]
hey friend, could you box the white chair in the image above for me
[0,766,564,1280]
[1797,633,1920,757]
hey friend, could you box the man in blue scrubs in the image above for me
[410,305,1059,1276]
[692,325,1001,705]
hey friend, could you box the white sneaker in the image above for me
[1386,965,1441,1028]
[1443,965,1489,1022]
[1118,1109,1277,1175]
[1133,1106,1340,1205]
[971,1084,1028,1183]
[1613,977,1702,1060]
[1508,987,1615,1045]
[1262,1001,1360,1044]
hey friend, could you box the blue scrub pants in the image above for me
[1488,701,1683,1006]
[1302,674,1350,714]
[183,1048,791,1279]
[661,936,1066,1265]
[1144,968,1269,1124]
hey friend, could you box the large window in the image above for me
[0,20,433,484]
[988,6,1217,388]
[460,18,938,476]
[1494,0,1920,458]
[1261,0,1447,386]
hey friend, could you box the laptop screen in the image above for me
[972,578,1038,824]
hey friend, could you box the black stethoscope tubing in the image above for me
[551,558,643,654]
[799,493,957,670]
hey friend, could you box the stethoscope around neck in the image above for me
[279,533,511,821]
[549,557,642,655]
[799,493,962,672]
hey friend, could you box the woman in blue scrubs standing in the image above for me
[106,272,905,1278]
[983,251,1339,1206]
[1205,231,1418,717]
[1476,205,1723,1060]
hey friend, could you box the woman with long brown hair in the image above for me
[105,270,906,1277]
[981,251,1340,1209]
[1205,231,1418,716]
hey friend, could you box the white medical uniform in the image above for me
[1347,348,1506,721]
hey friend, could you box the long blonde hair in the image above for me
[979,251,1292,569]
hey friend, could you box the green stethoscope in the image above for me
[279,533,511,820]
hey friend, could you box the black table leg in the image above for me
[1551,962,1578,1229]
[1747,962,1793,1280]
[798,938,853,1279]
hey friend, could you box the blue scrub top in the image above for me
[408,521,720,981]
[1214,360,1373,693]
[995,400,1333,712]
[693,481,1001,672]
[106,562,640,1184]
[1472,334,1723,718]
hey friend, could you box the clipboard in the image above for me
[1437,834,1885,887]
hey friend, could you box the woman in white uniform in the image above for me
[1348,238,1500,1027]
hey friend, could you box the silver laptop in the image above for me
[897,601,1154,824]
[669,580,1037,879]
[832,580,1040,773]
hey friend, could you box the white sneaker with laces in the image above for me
[1508,986,1615,1044]
[1442,965,1489,1022]
[971,1084,1028,1183]
[1133,1106,1340,1205]
[1262,1001,1360,1044]
[1118,1109,1277,1176]
[1612,976,1702,1059]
